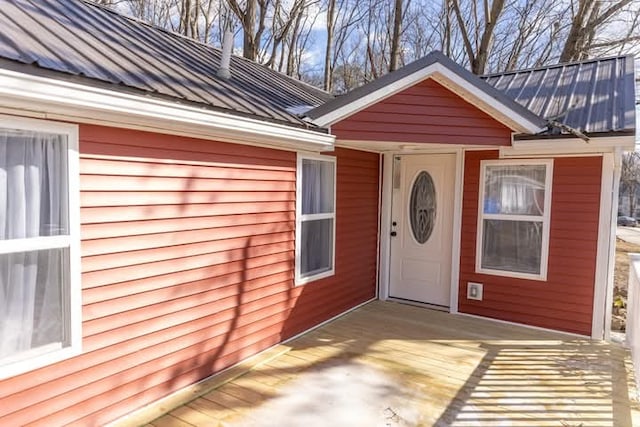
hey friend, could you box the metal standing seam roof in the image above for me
[0,0,332,129]
[482,55,637,137]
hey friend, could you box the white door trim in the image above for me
[379,153,394,300]
[449,148,464,314]
[378,149,464,313]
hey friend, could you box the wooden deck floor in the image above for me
[141,301,639,427]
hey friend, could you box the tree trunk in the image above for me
[324,0,336,91]
[243,0,258,60]
[389,0,403,71]
[473,0,504,74]
[559,0,633,63]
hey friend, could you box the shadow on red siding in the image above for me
[0,126,379,426]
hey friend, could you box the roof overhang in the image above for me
[307,53,547,135]
[500,135,636,157]
[0,68,335,152]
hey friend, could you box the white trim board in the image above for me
[335,140,501,153]
[311,64,544,134]
[339,137,634,157]
[0,69,335,153]
[449,149,464,314]
[378,153,394,301]
[604,149,623,340]
[506,136,635,155]
[593,152,615,340]
[375,153,384,300]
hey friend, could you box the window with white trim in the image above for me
[295,154,336,285]
[0,117,80,379]
[476,160,553,281]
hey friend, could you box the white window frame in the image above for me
[476,159,553,281]
[0,115,81,380]
[295,153,337,286]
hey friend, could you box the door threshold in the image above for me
[387,297,450,312]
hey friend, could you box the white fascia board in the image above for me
[0,69,335,152]
[312,63,544,135]
[504,136,636,156]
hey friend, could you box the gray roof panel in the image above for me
[482,55,636,136]
[0,0,332,128]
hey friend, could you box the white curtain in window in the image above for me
[301,219,334,275]
[300,158,335,278]
[302,159,334,215]
[484,165,546,215]
[0,131,67,359]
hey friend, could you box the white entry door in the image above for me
[389,154,456,307]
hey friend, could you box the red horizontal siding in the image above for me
[0,125,379,426]
[457,150,602,336]
[332,79,513,145]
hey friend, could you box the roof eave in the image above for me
[508,132,636,154]
[0,68,335,152]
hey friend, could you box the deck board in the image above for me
[135,301,638,427]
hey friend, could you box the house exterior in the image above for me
[0,1,635,425]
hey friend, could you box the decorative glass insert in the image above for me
[409,171,436,244]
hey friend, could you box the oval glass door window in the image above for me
[409,171,436,244]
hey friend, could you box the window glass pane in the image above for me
[300,218,333,277]
[482,219,542,275]
[301,158,334,215]
[0,130,69,240]
[0,247,69,363]
[484,165,546,216]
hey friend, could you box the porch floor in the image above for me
[145,301,639,427]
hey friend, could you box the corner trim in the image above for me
[593,152,615,340]
[378,153,394,300]
[449,149,464,314]
[603,150,622,340]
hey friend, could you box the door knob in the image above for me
[390,231,397,237]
